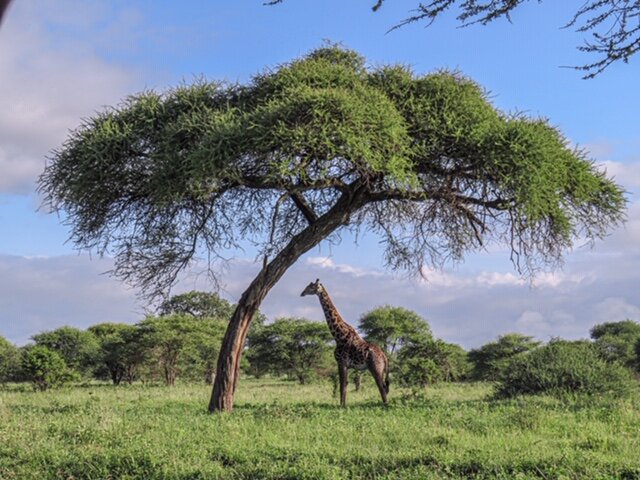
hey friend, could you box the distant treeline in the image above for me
[1,291,639,398]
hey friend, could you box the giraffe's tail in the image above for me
[384,358,390,394]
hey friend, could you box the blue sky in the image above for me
[1,0,639,347]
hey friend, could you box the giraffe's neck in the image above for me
[317,288,360,345]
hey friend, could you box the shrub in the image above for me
[468,333,540,381]
[395,356,442,390]
[496,340,634,399]
[22,346,79,391]
[396,337,471,389]
[0,336,21,383]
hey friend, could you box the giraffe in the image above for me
[301,279,389,407]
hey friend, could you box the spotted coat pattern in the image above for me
[301,279,389,407]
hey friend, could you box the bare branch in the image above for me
[289,191,319,224]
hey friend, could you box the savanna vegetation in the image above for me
[2,290,640,478]
[8,44,634,478]
[1,379,639,479]
[38,46,625,412]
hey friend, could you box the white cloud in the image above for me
[306,256,382,277]
[599,160,640,189]
[0,254,142,345]
[0,0,141,194]
[2,241,639,349]
[594,297,640,323]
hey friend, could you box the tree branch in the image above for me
[289,192,318,224]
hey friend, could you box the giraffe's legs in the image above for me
[367,357,388,406]
[338,362,348,407]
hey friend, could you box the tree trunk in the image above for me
[209,186,367,412]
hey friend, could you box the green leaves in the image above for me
[39,46,626,299]
[246,318,333,384]
[22,346,79,391]
[496,340,635,399]
[358,306,432,355]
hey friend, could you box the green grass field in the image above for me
[1,378,639,479]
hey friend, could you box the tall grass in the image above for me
[1,378,639,479]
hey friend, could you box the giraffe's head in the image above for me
[300,279,323,297]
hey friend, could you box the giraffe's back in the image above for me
[335,339,385,371]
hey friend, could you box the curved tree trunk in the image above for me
[209,187,367,412]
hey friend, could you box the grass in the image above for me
[1,378,639,479]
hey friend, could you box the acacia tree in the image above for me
[39,47,625,412]
[0,335,20,383]
[32,326,100,376]
[89,323,144,385]
[468,333,541,381]
[246,317,332,384]
[359,306,432,356]
[590,320,640,370]
[158,291,234,320]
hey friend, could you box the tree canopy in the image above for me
[0,335,20,383]
[358,305,432,355]
[89,323,144,385]
[468,333,540,381]
[247,317,333,384]
[40,46,624,297]
[158,291,234,320]
[590,320,640,370]
[31,326,99,375]
[39,46,626,411]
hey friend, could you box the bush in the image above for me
[496,340,635,399]
[0,336,21,383]
[395,356,442,390]
[396,338,471,389]
[22,346,79,391]
[468,333,540,381]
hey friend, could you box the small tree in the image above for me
[39,47,626,412]
[138,315,223,386]
[32,326,100,376]
[397,337,470,389]
[21,346,78,391]
[247,318,333,384]
[497,340,634,399]
[590,320,640,371]
[158,291,234,320]
[359,306,432,356]
[0,335,21,383]
[469,333,540,381]
[89,323,144,385]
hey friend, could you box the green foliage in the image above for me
[496,340,635,399]
[0,335,21,383]
[21,346,78,391]
[247,318,333,384]
[31,326,99,376]
[590,320,640,371]
[88,323,145,385]
[39,46,626,300]
[158,290,234,320]
[468,333,540,381]
[358,305,432,356]
[138,315,225,385]
[396,338,471,390]
[396,355,442,390]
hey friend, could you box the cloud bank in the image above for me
[0,0,140,194]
